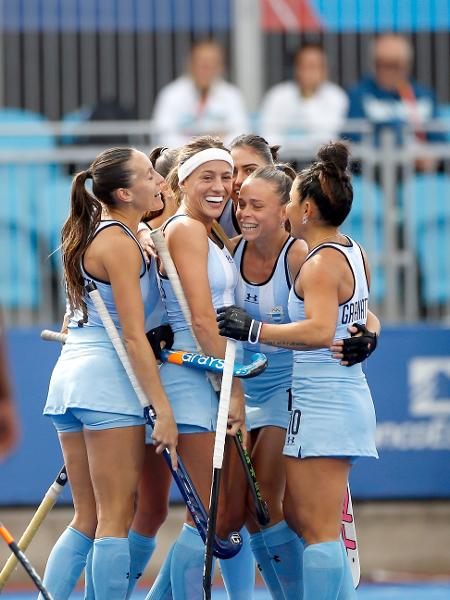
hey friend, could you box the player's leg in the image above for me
[249,426,304,599]
[85,420,145,600]
[40,413,96,600]
[284,456,354,600]
[126,443,172,598]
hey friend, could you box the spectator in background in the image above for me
[347,33,444,147]
[0,310,18,461]
[259,43,348,158]
[152,39,249,146]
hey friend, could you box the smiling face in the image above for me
[181,159,233,220]
[237,177,286,241]
[231,145,270,203]
[126,150,164,212]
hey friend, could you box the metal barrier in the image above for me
[0,119,449,326]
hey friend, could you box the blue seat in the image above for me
[403,174,450,304]
[0,109,58,309]
[437,104,450,142]
[341,176,385,304]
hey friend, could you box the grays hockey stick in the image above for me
[85,281,241,559]
[0,467,68,589]
[203,339,237,599]
[40,330,267,379]
[342,484,360,588]
[150,227,270,526]
[0,522,53,599]
[160,348,267,378]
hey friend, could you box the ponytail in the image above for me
[61,170,102,313]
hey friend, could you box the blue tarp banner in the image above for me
[1,325,449,504]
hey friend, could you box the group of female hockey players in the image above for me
[41,131,379,600]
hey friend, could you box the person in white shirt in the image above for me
[152,39,249,147]
[260,43,348,157]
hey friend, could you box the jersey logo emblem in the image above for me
[245,293,258,303]
[268,306,284,323]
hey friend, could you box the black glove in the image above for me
[341,323,378,366]
[146,324,174,359]
[216,305,262,344]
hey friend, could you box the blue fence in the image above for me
[1,325,449,504]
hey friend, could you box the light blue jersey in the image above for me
[157,215,238,430]
[45,220,153,418]
[234,236,295,354]
[159,215,237,333]
[284,236,378,460]
[288,236,369,364]
[68,220,149,330]
[234,236,296,430]
[144,257,168,331]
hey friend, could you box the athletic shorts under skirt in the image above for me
[283,362,378,461]
[244,349,292,431]
[44,326,146,419]
[157,329,218,432]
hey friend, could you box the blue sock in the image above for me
[337,539,357,599]
[83,548,94,600]
[249,530,285,600]
[219,527,255,600]
[145,544,174,600]
[39,526,92,600]
[262,520,304,599]
[92,537,130,600]
[170,523,211,600]
[126,531,156,598]
[303,541,344,600]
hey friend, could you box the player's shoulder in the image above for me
[286,238,308,281]
[93,222,140,254]
[166,215,208,252]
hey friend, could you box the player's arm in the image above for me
[100,229,177,453]
[167,219,244,432]
[218,252,340,350]
[259,255,339,349]
[168,219,230,360]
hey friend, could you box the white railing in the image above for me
[1,120,449,326]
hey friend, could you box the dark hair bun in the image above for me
[269,144,281,162]
[317,141,349,173]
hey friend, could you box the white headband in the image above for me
[178,148,234,183]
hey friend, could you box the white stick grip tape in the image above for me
[41,330,67,344]
[212,340,236,469]
[88,287,148,409]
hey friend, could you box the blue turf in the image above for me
[3,583,450,599]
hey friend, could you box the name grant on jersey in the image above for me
[341,297,368,324]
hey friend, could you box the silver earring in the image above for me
[302,216,308,225]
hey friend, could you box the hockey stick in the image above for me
[40,330,267,379]
[0,467,68,589]
[203,339,236,599]
[85,281,241,559]
[0,522,53,599]
[160,348,267,379]
[150,227,270,526]
[342,483,360,588]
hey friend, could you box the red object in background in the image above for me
[261,0,323,32]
